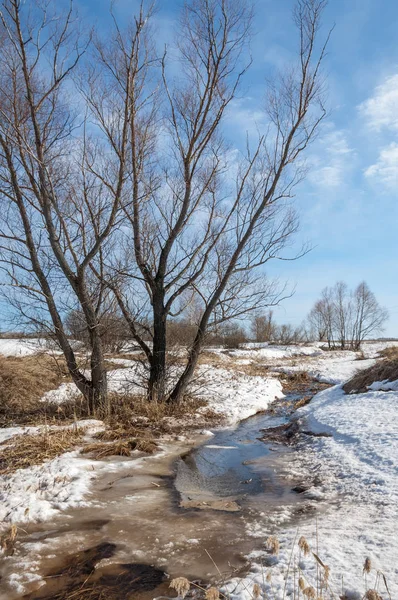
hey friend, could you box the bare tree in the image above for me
[96,0,332,403]
[351,281,388,350]
[332,281,351,350]
[307,281,388,350]
[0,0,135,414]
[307,299,328,342]
[251,310,276,343]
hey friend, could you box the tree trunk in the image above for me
[168,328,205,404]
[148,294,167,402]
[90,340,108,416]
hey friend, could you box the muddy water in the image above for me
[1,394,317,600]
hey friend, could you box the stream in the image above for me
[0,391,325,600]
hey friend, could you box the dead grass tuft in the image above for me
[0,354,72,426]
[343,359,398,394]
[294,396,313,410]
[377,346,398,360]
[0,427,84,475]
[81,437,158,459]
[0,524,17,556]
[284,371,312,385]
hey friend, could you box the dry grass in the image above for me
[377,346,398,360]
[0,354,72,426]
[343,359,398,394]
[81,437,158,459]
[102,391,219,436]
[0,427,84,475]
[293,396,313,410]
[0,524,18,556]
[280,372,330,399]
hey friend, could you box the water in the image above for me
[1,393,316,599]
[175,410,296,510]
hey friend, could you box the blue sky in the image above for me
[78,0,398,335]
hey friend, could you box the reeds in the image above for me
[169,532,392,600]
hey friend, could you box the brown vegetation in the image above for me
[26,542,167,600]
[0,354,72,426]
[377,346,398,360]
[168,537,391,600]
[0,428,84,475]
[81,438,158,459]
[281,371,329,395]
[343,359,398,394]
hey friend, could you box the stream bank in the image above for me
[1,379,330,600]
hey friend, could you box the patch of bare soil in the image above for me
[180,498,241,511]
[343,358,398,394]
[259,421,300,445]
[279,371,330,396]
[24,542,168,600]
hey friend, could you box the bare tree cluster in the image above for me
[250,310,307,344]
[307,281,388,350]
[0,0,331,411]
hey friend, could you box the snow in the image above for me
[0,420,103,444]
[40,382,82,404]
[0,338,43,357]
[209,343,323,360]
[275,351,376,384]
[0,451,100,524]
[0,420,104,524]
[224,357,398,597]
[196,366,284,424]
[368,378,398,391]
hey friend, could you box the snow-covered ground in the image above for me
[1,340,398,598]
[0,421,104,524]
[275,351,376,384]
[0,338,44,357]
[223,345,398,599]
[196,366,284,424]
[209,343,323,360]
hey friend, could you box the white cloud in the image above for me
[308,128,354,188]
[358,73,398,131]
[224,98,266,139]
[364,142,398,189]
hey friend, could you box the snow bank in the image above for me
[0,420,103,445]
[210,344,323,360]
[40,363,284,426]
[0,451,99,524]
[0,338,43,357]
[368,378,398,391]
[196,366,284,424]
[275,352,376,385]
[227,384,398,598]
[40,382,82,404]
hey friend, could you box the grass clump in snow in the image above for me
[0,427,83,475]
[81,437,158,459]
[343,359,398,394]
[79,392,218,457]
[103,391,220,435]
[0,354,70,426]
[377,346,398,360]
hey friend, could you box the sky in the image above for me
[76,0,398,335]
